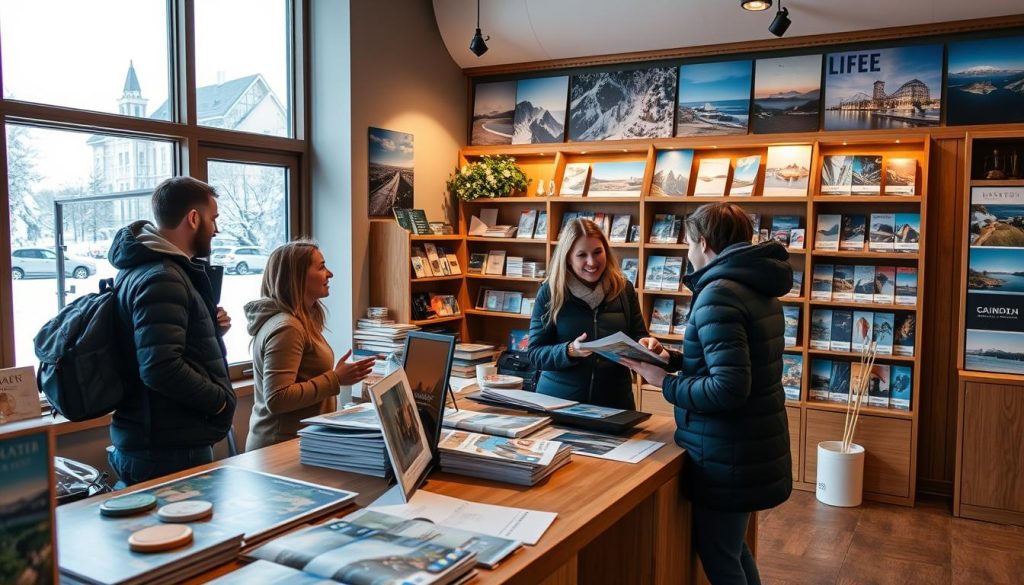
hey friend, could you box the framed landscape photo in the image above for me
[0,422,57,585]
[512,76,568,144]
[947,35,1024,126]
[752,54,822,134]
[569,66,677,141]
[368,127,413,217]
[676,60,752,136]
[471,80,516,146]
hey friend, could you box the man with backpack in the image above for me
[106,176,236,485]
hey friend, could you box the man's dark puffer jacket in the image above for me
[662,241,793,512]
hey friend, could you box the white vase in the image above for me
[815,441,865,507]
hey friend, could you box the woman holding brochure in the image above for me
[620,203,793,585]
[527,218,647,409]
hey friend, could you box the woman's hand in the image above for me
[620,357,669,387]
[638,337,669,360]
[333,350,376,386]
[567,332,593,358]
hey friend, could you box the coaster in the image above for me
[157,500,213,523]
[99,493,158,517]
[128,524,193,553]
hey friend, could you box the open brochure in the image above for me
[302,402,381,430]
[577,331,669,366]
[442,408,551,438]
[478,388,577,411]
[531,427,665,464]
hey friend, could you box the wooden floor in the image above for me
[755,490,1024,585]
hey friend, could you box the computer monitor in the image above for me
[402,331,456,458]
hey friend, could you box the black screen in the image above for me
[402,334,455,449]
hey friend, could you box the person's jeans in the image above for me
[693,505,761,585]
[108,445,214,487]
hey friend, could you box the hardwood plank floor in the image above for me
[756,490,1024,585]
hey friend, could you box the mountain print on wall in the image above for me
[947,35,1024,126]
[752,54,822,134]
[568,67,677,141]
[513,76,568,144]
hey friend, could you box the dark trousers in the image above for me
[693,505,761,585]
[108,445,214,487]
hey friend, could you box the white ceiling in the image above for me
[432,0,1024,70]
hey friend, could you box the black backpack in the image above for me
[34,278,127,421]
[496,350,539,393]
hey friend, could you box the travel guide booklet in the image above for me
[437,429,572,486]
[0,365,41,423]
[890,366,913,410]
[650,298,675,334]
[782,354,803,401]
[644,255,666,291]
[763,145,812,196]
[785,270,803,298]
[868,213,896,252]
[884,158,917,196]
[831,265,855,301]
[867,364,891,407]
[851,310,874,352]
[810,309,833,350]
[839,214,866,251]
[851,155,882,195]
[441,408,550,438]
[894,313,916,356]
[672,300,691,334]
[853,265,876,302]
[661,257,684,291]
[815,214,841,250]
[873,266,896,304]
[516,209,537,239]
[873,312,895,355]
[531,426,665,464]
[1,423,56,585]
[533,211,548,240]
[610,214,631,243]
[620,258,639,287]
[576,331,670,366]
[694,158,731,196]
[770,215,800,247]
[829,361,851,404]
[810,359,832,401]
[830,310,853,352]
[783,305,800,347]
[811,264,835,300]
[649,214,679,244]
[895,267,918,305]
[820,155,853,195]
[894,213,921,252]
[729,155,760,196]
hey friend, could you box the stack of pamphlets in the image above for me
[239,509,480,584]
[299,403,390,477]
[438,429,572,486]
[477,388,578,411]
[442,407,551,438]
[353,319,420,355]
[483,225,518,238]
[450,342,497,378]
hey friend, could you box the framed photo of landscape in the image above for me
[752,54,821,134]
[947,35,1024,126]
[569,66,677,141]
[368,127,413,217]
[471,81,516,145]
[964,186,1024,375]
[676,60,752,136]
[0,422,57,585]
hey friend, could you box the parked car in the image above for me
[11,247,97,280]
[211,246,269,275]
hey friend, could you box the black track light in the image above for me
[769,5,791,37]
[469,0,490,57]
[741,0,772,10]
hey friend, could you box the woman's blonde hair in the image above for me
[260,239,328,339]
[543,218,626,325]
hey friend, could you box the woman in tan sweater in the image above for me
[244,241,374,450]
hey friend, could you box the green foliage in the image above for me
[447,155,528,201]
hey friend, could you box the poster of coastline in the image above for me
[569,67,677,141]
[512,76,568,144]
[471,81,516,146]
[752,54,822,134]
[0,426,55,585]
[368,127,414,217]
[676,60,752,136]
[965,186,1024,374]
[947,35,1024,126]
[823,45,942,131]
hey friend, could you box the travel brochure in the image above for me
[437,429,573,486]
[0,366,42,424]
[531,427,665,464]
[577,331,670,366]
[818,213,919,253]
[810,263,917,305]
[782,354,803,401]
[441,408,551,438]
[1,423,56,585]
[811,358,909,409]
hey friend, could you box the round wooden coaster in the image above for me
[157,500,213,523]
[128,524,193,553]
[99,493,158,517]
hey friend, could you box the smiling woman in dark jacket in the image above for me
[527,218,647,409]
[622,203,793,585]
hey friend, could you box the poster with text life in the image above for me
[965,186,1024,374]
[823,45,942,131]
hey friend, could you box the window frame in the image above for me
[0,0,310,382]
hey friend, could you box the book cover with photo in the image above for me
[853,265,876,302]
[747,213,762,242]
[509,329,530,352]
[832,265,855,301]
[824,45,943,130]
[672,300,691,334]
[610,214,631,242]
[969,187,1024,247]
[620,258,639,287]
[947,35,1024,126]
[752,54,822,134]
[534,211,548,240]
[661,257,683,292]
[782,354,803,401]
[771,215,800,247]
[650,298,676,334]
[785,270,803,298]
[593,213,611,235]
[0,426,54,585]
[0,366,41,423]
[810,359,833,400]
[828,360,851,403]
[763,145,812,196]
[560,163,590,196]
[895,267,918,304]
[651,149,694,197]
[569,66,677,141]
[468,253,487,274]
[872,312,895,354]
[851,310,874,352]
[830,309,853,352]
[821,155,853,195]
[502,292,524,314]
[894,213,921,252]
[472,80,516,146]
[839,214,867,251]
[644,256,666,291]
[513,75,568,144]
[729,155,760,196]
[968,247,1024,296]
[783,305,800,347]
[884,158,917,195]
[588,161,645,197]
[867,364,891,408]
[810,309,833,350]
[890,365,913,409]
[965,330,1024,375]
[650,214,680,243]
[811,263,835,300]
[517,209,538,239]
[676,60,752,136]
[694,158,731,196]
[868,213,895,251]
[894,313,916,356]
[851,155,882,194]
[873,266,896,304]
[815,213,841,250]
[789,228,806,249]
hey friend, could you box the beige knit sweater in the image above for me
[244,298,340,451]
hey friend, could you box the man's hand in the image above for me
[638,337,669,360]
[216,306,231,335]
[620,357,669,387]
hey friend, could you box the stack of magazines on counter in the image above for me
[353,318,420,356]
[441,407,551,438]
[298,403,390,477]
[437,429,572,486]
[449,343,496,378]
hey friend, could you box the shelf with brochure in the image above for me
[805,400,914,421]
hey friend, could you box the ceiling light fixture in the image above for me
[741,0,772,10]
[469,0,490,57]
[768,2,791,37]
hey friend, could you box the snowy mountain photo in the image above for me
[948,35,1024,125]
[568,67,677,141]
[512,76,568,144]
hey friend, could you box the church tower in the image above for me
[118,60,148,118]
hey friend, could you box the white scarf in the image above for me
[567,273,606,310]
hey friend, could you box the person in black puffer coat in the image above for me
[527,218,648,409]
[621,202,793,585]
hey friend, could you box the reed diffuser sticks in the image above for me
[842,341,878,453]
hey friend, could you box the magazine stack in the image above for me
[450,343,497,378]
[441,407,551,438]
[353,318,420,356]
[438,429,572,486]
[298,403,390,477]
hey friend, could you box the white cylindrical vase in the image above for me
[815,441,865,507]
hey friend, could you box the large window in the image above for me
[0,0,306,378]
